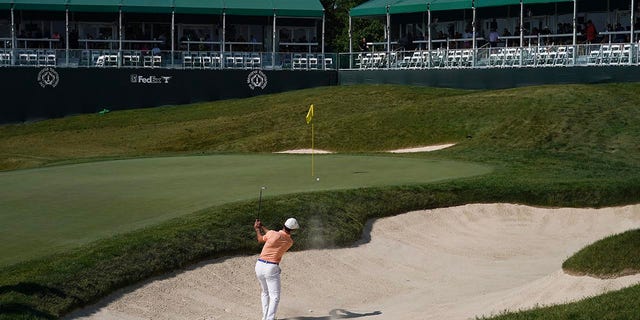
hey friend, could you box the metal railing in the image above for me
[1,43,639,71]
[337,42,640,70]
[0,48,338,71]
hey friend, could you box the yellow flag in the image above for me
[306,104,314,124]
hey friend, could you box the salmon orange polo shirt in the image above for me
[259,230,293,264]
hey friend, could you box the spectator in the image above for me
[615,23,626,43]
[462,28,472,49]
[151,45,161,56]
[489,29,499,47]
[585,20,597,43]
[359,37,368,51]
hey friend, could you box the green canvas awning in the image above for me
[173,0,223,14]
[352,0,573,17]
[475,0,517,7]
[122,0,173,13]
[1,0,326,16]
[429,0,470,11]
[273,0,324,17]
[224,0,272,16]
[476,0,571,7]
[522,0,572,4]
[388,0,427,15]
[67,0,122,12]
[350,0,403,17]
[351,0,469,17]
[11,0,67,11]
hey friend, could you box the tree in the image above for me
[320,0,385,52]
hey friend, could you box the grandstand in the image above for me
[1,0,640,123]
[0,0,638,70]
[0,0,333,70]
[345,0,640,69]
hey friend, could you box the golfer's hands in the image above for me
[254,219,262,231]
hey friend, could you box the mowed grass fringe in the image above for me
[1,177,639,320]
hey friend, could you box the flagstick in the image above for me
[311,122,314,177]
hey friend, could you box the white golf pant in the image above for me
[255,260,281,320]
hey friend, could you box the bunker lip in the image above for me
[275,149,334,154]
[67,203,640,320]
[387,143,456,153]
[275,143,456,154]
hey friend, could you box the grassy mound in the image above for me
[563,229,640,278]
[479,284,640,320]
[1,83,640,319]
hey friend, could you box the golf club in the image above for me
[257,186,266,220]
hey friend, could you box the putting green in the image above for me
[0,154,492,266]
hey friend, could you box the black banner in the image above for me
[339,66,640,90]
[1,68,338,123]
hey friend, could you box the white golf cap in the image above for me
[284,218,300,230]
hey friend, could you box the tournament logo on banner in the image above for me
[130,74,172,84]
[37,67,59,88]
[247,70,268,90]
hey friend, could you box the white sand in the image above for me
[67,203,640,320]
[275,149,334,154]
[387,143,456,153]
[275,143,456,154]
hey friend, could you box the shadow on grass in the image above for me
[0,282,67,298]
[0,283,68,319]
[282,309,382,320]
[0,302,56,319]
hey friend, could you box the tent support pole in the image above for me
[572,0,577,65]
[11,5,15,65]
[520,0,524,66]
[65,7,69,66]
[118,8,122,68]
[322,10,325,69]
[631,0,635,64]
[272,11,277,69]
[348,14,352,69]
[472,1,476,67]
[222,10,226,68]
[386,4,390,68]
[171,9,175,67]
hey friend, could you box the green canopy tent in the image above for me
[349,0,473,64]
[173,0,224,14]
[12,0,67,11]
[222,0,326,68]
[173,0,225,65]
[272,0,327,67]
[67,0,122,13]
[2,0,326,67]
[348,0,579,66]
[119,0,174,65]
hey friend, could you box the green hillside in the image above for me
[1,83,639,319]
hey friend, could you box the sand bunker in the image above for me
[275,149,333,154]
[68,203,640,320]
[387,143,456,153]
[276,144,456,154]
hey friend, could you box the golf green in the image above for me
[0,154,492,266]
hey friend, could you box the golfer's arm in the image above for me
[255,229,264,242]
[255,226,270,243]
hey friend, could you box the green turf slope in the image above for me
[0,154,490,266]
[0,83,640,319]
[563,229,640,278]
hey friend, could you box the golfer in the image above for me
[253,217,299,320]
